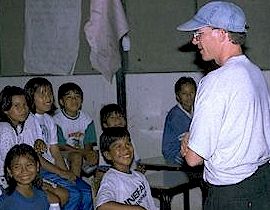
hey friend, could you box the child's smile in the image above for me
[106,137,134,173]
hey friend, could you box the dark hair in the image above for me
[0,86,28,132]
[58,82,83,109]
[174,77,197,94]
[4,143,41,195]
[228,31,247,45]
[100,104,127,130]
[100,127,131,165]
[24,77,57,115]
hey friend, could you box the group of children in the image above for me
[0,77,158,210]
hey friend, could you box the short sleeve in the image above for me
[84,121,97,145]
[96,175,117,208]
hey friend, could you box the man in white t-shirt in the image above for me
[178,1,270,210]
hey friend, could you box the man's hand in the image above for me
[181,132,190,157]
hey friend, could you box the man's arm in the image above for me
[181,132,203,167]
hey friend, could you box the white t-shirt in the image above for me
[35,113,58,164]
[0,113,42,176]
[0,123,19,176]
[96,168,158,210]
[53,110,96,147]
[189,55,270,185]
[18,113,43,146]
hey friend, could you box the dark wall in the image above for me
[0,0,95,76]
[1,0,270,76]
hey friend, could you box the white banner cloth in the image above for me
[24,0,81,75]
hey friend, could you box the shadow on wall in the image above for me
[178,41,219,76]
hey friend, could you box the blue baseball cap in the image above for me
[177,1,247,33]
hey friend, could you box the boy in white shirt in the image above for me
[53,82,98,177]
[96,127,158,210]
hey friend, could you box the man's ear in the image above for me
[103,151,112,161]
[216,29,227,42]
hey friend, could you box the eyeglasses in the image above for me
[193,31,204,41]
[193,28,223,42]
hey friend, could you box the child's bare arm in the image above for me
[97,202,146,210]
[43,182,69,206]
[58,144,81,153]
[49,144,69,170]
[38,147,77,182]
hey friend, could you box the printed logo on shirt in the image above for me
[67,131,84,148]
[68,131,84,139]
[124,181,147,205]
[40,125,49,143]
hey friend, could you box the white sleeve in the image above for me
[21,113,43,146]
[189,75,225,160]
[45,114,58,145]
[0,124,18,175]
[96,175,118,208]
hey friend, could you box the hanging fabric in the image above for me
[84,0,129,82]
[24,0,81,75]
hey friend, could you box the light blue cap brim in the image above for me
[177,18,209,32]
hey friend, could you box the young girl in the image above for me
[0,86,29,179]
[0,85,68,206]
[24,77,94,210]
[0,143,51,210]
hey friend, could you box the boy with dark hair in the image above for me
[96,127,157,210]
[162,76,197,164]
[99,103,140,168]
[100,103,127,130]
[53,82,98,177]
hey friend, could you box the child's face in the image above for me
[34,86,53,114]
[8,155,38,187]
[176,83,196,113]
[60,90,82,117]
[4,95,29,126]
[105,136,134,173]
[103,112,127,128]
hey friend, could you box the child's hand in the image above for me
[34,139,47,155]
[42,181,69,206]
[84,150,99,166]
